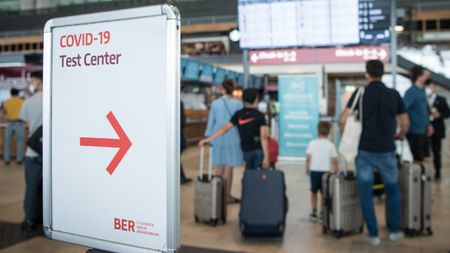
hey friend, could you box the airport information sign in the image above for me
[238,0,391,49]
[43,5,180,253]
[278,75,320,159]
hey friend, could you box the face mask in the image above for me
[29,85,36,94]
[258,102,267,113]
[425,88,432,97]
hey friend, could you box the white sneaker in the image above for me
[389,231,405,242]
[361,235,381,246]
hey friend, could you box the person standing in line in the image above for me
[403,66,433,163]
[180,101,192,184]
[305,121,338,221]
[20,71,43,232]
[204,79,243,203]
[2,88,25,165]
[339,60,409,246]
[201,88,270,171]
[425,79,450,180]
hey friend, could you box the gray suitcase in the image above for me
[194,145,227,226]
[399,162,433,236]
[322,171,363,238]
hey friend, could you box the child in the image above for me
[199,88,270,170]
[306,121,338,221]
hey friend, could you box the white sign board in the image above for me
[43,5,180,253]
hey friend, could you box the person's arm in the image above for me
[306,154,311,175]
[395,113,410,139]
[338,108,351,133]
[402,90,415,111]
[331,157,338,173]
[437,97,450,119]
[199,122,233,146]
[339,90,358,133]
[260,125,270,169]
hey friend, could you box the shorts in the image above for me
[407,133,430,162]
[310,171,326,194]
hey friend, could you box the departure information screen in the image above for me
[238,0,390,49]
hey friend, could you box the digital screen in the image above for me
[238,0,389,49]
[184,60,200,80]
[237,74,244,87]
[359,0,391,44]
[227,71,238,80]
[214,68,227,85]
[254,77,262,89]
[200,64,214,83]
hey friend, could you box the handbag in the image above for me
[338,88,364,164]
[395,139,413,164]
[27,125,43,156]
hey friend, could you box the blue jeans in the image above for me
[356,150,401,237]
[24,157,43,223]
[4,121,25,162]
[243,149,263,170]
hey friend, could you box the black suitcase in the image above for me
[239,170,288,238]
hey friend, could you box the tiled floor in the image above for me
[0,146,449,253]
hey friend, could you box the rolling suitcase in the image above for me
[322,171,363,238]
[239,170,288,238]
[194,145,227,226]
[399,162,433,236]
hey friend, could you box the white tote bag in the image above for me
[395,139,414,163]
[339,88,364,164]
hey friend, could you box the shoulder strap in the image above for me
[222,98,233,117]
[350,88,364,111]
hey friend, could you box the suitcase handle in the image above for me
[199,144,213,181]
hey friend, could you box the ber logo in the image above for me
[114,218,135,232]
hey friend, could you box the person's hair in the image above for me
[425,78,434,86]
[366,60,384,79]
[411,66,424,83]
[243,88,259,104]
[30,71,43,81]
[221,79,235,95]
[317,121,331,136]
[10,88,19,96]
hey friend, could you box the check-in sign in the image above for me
[43,5,180,253]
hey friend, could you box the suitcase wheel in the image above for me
[427,228,433,236]
[404,229,415,237]
[335,231,343,239]
[322,226,327,235]
[210,219,218,227]
[194,215,199,223]
[359,225,364,233]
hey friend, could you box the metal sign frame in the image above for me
[43,4,180,253]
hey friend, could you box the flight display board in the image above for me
[238,0,390,49]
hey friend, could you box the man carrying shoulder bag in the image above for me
[339,60,410,246]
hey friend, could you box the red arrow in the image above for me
[80,111,132,175]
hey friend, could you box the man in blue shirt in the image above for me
[403,66,432,162]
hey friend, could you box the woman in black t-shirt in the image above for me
[199,88,270,170]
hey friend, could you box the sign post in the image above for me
[43,4,180,253]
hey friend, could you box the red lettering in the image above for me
[74,33,83,47]
[86,33,93,46]
[114,218,121,230]
[66,35,73,47]
[121,219,127,231]
[128,220,135,232]
[60,35,67,48]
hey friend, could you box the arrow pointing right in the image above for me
[80,111,132,175]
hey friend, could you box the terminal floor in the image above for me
[0,147,449,253]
